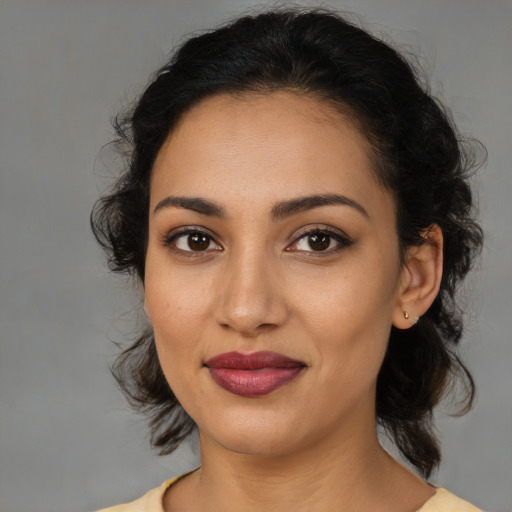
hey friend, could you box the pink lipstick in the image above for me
[204,351,305,397]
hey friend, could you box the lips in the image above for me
[204,351,306,397]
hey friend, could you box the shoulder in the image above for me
[418,488,484,512]
[96,478,175,512]
[96,481,484,512]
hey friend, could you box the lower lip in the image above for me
[208,367,304,397]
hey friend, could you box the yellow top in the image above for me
[97,475,484,512]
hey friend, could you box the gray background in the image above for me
[0,0,510,511]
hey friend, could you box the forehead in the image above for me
[150,92,393,218]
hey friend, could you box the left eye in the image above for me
[289,230,351,253]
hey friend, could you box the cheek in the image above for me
[147,288,204,405]
[291,258,400,380]
[144,269,195,360]
[293,263,398,331]
[145,253,214,332]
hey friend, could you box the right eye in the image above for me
[164,228,222,254]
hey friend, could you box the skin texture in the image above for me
[144,92,443,512]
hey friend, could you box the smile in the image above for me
[204,351,306,397]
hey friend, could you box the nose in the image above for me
[213,249,289,337]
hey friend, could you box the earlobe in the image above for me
[392,224,443,330]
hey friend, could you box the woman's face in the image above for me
[145,92,407,457]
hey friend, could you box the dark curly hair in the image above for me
[91,8,484,478]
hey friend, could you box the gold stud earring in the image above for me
[403,311,410,320]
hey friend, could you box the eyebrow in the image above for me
[270,193,368,221]
[153,196,225,217]
[153,193,368,220]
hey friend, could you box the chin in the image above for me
[216,432,299,458]
[198,409,317,459]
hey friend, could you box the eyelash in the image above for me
[286,226,353,255]
[161,227,221,256]
[161,225,353,256]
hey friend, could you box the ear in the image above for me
[392,224,443,329]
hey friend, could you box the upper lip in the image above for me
[204,351,306,370]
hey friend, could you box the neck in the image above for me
[200,430,385,511]
[167,417,433,512]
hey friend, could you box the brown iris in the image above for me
[188,233,210,251]
[308,233,330,251]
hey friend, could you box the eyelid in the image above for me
[285,224,353,253]
[161,225,223,254]
[160,224,352,255]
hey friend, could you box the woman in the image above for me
[92,9,484,512]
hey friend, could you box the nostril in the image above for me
[213,268,290,335]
